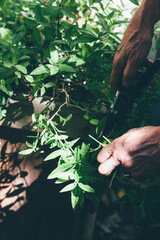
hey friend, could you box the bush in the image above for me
[1,0,160,224]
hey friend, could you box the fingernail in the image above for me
[98,165,106,175]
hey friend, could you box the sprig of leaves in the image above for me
[20,108,102,210]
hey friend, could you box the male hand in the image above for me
[110,7,154,92]
[97,126,160,179]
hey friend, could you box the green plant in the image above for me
[2,0,160,224]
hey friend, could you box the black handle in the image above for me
[133,59,160,98]
[100,59,160,137]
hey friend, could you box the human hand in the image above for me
[97,126,160,179]
[110,7,154,92]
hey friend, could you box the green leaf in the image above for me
[47,162,75,179]
[66,138,80,148]
[20,56,31,61]
[50,50,59,64]
[55,179,68,184]
[46,135,69,142]
[74,35,97,43]
[0,39,10,49]
[35,5,45,22]
[78,183,95,193]
[26,141,34,148]
[0,108,6,120]
[96,14,108,31]
[57,134,69,140]
[32,28,42,45]
[129,0,139,5]
[78,29,97,37]
[56,56,67,65]
[89,0,93,6]
[83,114,90,120]
[0,0,8,8]
[19,149,34,155]
[41,86,46,96]
[54,40,68,45]
[82,45,90,59]
[50,65,59,75]
[12,32,25,45]
[76,58,85,66]
[3,61,12,68]
[50,171,74,180]
[120,0,125,7]
[25,75,34,82]
[87,82,104,90]
[58,64,76,73]
[105,87,114,104]
[49,44,59,64]
[60,183,76,193]
[60,113,73,126]
[15,71,21,78]
[30,65,49,75]
[66,114,72,122]
[23,17,38,27]
[78,143,90,161]
[15,65,27,74]
[0,85,13,96]
[62,7,77,20]
[44,149,66,161]
[0,27,12,41]
[107,11,115,20]
[89,119,99,126]
[0,96,6,105]
[68,55,85,66]
[44,82,56,88]
[61,0,68,6]
[71,187,80,210]
[0,67,13,79]
[68,55,77,63]
[43,6,59,18]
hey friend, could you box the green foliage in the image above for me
[20,109,101,210]
[0,0,132,111]
[2,0,160,224]
[129,0,139,6]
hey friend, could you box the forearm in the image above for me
[110,0,160,90]
[141,0,160,27]
[121,0,160,47]
[135,0,160,28]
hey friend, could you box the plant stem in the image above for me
[89,134,105,147]
[49,101,67,122]
[102,135,112,144]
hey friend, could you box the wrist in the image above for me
[156,126,160,143]
[151,126,160,148]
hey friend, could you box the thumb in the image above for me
[98,156,120,176]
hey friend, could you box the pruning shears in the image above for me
[98,57,160,139]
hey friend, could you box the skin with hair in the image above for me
[110,0,160,91]
[98,0,160,179]
[98,127,160,178]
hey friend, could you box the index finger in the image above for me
[110,54,126,92]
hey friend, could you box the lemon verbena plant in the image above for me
[2,0,160,224]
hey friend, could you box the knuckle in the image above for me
[122,75,133,87]
[97,154,101,163]
[113,53,120,67]
[121,152,133,167]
